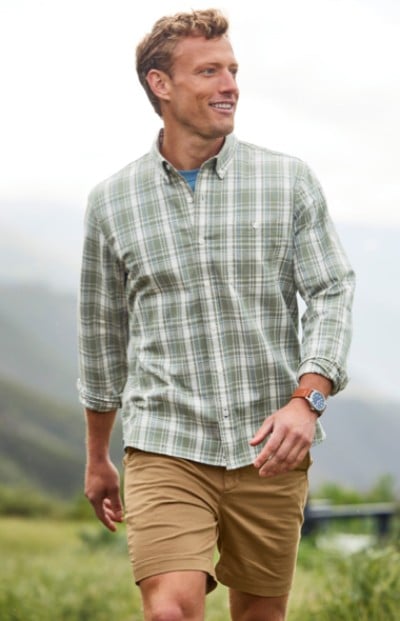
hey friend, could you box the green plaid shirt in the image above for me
[78,133,354,469]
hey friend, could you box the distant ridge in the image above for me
[0,283,78,405]
[0,376,85,496]
[310,393,400,493]
[0,281,398,497]
[0,376,122,498]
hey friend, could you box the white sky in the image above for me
[1,0,399,227]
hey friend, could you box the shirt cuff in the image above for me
[296,358,349,396]
[77,379,122,412]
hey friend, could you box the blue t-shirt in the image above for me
[179,168,200,192]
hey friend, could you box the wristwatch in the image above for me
[291,387,327,416]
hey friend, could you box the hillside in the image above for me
[0,377,123,498]
[310,393,400,492]
[0,281,399,497]
[1,373,398,498]
[0,377,85,496]
[0,284,78,405]
[1,219,399,396]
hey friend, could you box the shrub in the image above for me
[0,485,64,518]
[291,544,400,621]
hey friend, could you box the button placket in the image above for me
[194,179,232,448]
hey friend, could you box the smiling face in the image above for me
[155,35,239,144]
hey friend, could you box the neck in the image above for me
[159,128,225,171]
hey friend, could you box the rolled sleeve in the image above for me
[78,188,129,411]
[293,162,355,395]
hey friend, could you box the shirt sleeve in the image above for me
[293,161,355,395]
[77,188,129,411]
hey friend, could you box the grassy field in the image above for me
[1,517,399,620]
[0,517,231,621]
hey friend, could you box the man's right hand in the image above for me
[84,457,124,532]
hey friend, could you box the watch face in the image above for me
[310,390,326,412]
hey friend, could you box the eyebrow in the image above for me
[195,61,239,71]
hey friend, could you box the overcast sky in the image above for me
[1,0,399,227]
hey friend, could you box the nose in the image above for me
[219,69,239,95]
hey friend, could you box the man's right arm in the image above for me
[78,190,129,530]
[84,409,124,532]
[78,187,129,413]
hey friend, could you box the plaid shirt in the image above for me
[78,133,354,469]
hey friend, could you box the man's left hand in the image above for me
[250,399,318,477]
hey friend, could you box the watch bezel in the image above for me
[307,389,327,414]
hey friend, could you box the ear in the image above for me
[146,69,171,103]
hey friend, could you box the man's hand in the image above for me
[84,457,124,531]
[250,398,317,477]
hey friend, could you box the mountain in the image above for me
[335,223,400,397]
[1,371,398,498]
[1,201,399,397]
[0,283,399,496]
[0,284,78,405]
[0,212,399,496]
[310,393,400,493]
[0,376,85,496]
[0,376,122,498]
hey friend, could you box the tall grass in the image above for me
[1,517,399,620]
[288,537,400,621]
[0,518,229,621]
[0,518,135,620]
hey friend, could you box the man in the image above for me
[78,9,354,621]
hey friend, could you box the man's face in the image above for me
[162,35,239,141]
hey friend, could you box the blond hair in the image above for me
[136,9,229,116]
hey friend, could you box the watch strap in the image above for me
[291,387,326,416]
[291,387,313,399]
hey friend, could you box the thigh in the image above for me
[123,448,221,592]
[216,453,311,597]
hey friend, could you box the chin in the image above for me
[210,122,235,138]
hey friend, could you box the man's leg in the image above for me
[215,457,310,619]
[139,571,207,621]
[229,590,289,621]
[124,450,223,618]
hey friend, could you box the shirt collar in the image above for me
[150,130,237,182]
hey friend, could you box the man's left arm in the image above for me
[251,161,355,477]
[251,372,331,476]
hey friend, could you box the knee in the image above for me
[145,602,187,621]
[142,588,202,621]
[140,572,206,621]
[230,591,288,621]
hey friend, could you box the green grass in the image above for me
[0,518,134,620]
[0,518,230,621]
[1,518,399,620]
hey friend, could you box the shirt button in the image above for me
[198,237,205,245]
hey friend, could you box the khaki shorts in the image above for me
[123,448,310,597]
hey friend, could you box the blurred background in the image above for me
[1,0,399,510]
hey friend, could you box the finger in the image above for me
[249,417,274,446]
[257,446,290,477]
[253,427,286,469]
[87,493,120,532]
[259,441,309,477]
[104,497,124,522]
[282,444,310,471]
[90,497,116,531]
